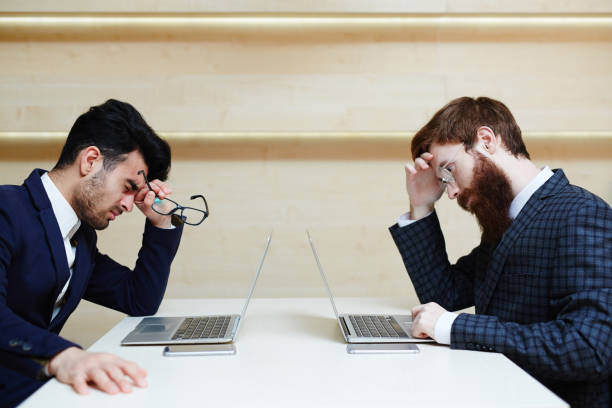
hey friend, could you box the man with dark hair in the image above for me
[0,100,184,406]
[389,96,611,407]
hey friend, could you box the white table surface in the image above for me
[21,297,568,408]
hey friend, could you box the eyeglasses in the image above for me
[138,170,209,226]
[436,144,464,188]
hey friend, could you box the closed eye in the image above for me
[126,179,139,192]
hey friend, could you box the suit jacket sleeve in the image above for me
[0,208,80,379]
[389,211,489,311]
[83,219,183,316]
[451,202,612,383]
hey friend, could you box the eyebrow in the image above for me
[438,146,463,169]
[439,159,453,169]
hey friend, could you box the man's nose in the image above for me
[120,194,135,212]
[446,183,460,200]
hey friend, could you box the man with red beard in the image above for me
[389,97,611,408]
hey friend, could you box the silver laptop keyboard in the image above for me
[349,315,409,338]
[172,316,231,340]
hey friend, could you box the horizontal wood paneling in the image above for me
[2,13,612,42]
[1,4,610,346]
[1,1,611,13]
[1,132,611,160]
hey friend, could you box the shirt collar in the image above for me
[40,172,81,240]
[509,166,554,220]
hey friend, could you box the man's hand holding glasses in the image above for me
[136,170,209,228]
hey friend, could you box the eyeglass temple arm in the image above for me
[137,170,155,192]
[190,194,209,215]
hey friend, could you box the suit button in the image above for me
[9,339,21,347]
[22,343,32,351]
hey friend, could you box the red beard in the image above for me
[457,153,514,244]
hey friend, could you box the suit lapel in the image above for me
[476,169,569,313]
[24,170,71,305]
[38,209,71,298]
[476,198,545,312]
[49,227,93,329]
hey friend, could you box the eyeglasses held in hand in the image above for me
[138,170,209,226]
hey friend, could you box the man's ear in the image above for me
[476,126,499,155]
[78,146,103,177]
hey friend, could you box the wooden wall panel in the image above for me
[1,1,611,13]
[1,5,610,346]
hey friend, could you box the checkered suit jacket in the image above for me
[389,169,611,408]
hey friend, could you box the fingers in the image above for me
[135,179,172,203]
[405,163,417,176]
[135,182,170,223]
[88,359,146,394]
[53,349,147,396]
[413,152,435,169]
[410,302,446,340]
[411,304,425,319]
[106,365,134,393]
[90,368,120,394]
[411,305,428,338]
[411,305,431,339]
[143,190,156,208]
[420,152,434,161]
[406,151,434,175]
[414,157,430,171]
[145,180,172,200]
[410,313,430,339]
[118,360,148,388]
[134,187,150,203]
[71,374,90,395]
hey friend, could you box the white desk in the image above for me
[22,298,568,408]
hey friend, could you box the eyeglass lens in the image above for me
[178,207,207,225]
[138,170,208,226]
[152,197,177,215]
[152,197,207,225]
[436,145,463,186]
[438,167,455,186]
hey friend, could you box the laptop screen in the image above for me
[236,233,272,329]
[306,230,340,320]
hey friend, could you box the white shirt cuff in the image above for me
[43,362,51,378]
[434,311,458,345]
[397,211,433,227]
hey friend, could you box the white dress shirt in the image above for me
[40,172,81,322]
[397,166,554,344]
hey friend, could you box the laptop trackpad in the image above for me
[140,324,168,333]
[135,317,181,334]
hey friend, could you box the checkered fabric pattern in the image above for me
[389,169,611,408]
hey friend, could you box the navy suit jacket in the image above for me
[390,169,611,408]
[0,169,183,407]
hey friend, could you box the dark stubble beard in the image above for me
[73,169,111,230]
[457,153,514,244]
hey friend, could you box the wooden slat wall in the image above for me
[1,2,610,347]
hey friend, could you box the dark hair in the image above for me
[411,96,530,160]
[54,99,171,181]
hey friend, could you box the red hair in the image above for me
[411,97,530,160]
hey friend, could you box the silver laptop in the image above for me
[121,234,271,346]
[307,230,432,343]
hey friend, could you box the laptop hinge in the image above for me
[339,316,352,337]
